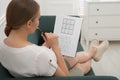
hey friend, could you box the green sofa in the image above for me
[0,16,118,80]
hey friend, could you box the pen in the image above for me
[37,27,46,38]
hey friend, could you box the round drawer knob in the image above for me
[95,33,98,36]
[96,21,99,24]
[97,9,99,11]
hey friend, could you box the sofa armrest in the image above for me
[3,76,118,80]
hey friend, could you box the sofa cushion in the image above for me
[28,30,41,45]
[0,63,13,78]
[38,16,56,45]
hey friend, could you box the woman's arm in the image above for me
[42,33,69,76]
[52,45,69,76]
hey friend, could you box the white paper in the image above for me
[54,16,83,57]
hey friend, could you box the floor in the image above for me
[81,40,120,79]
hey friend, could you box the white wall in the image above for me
[0,0,81,19]
[0,17,6,42]
[0,0,81,41]
[0,0,10,20]
[38,0,80,15]
[0,0,10,42]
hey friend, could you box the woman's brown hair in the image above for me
[5,0,40,36]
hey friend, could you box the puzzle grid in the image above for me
[61,18,75,35]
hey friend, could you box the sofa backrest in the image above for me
[28,16,84,51]
[28,16,56,45]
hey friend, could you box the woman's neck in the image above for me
[9,29,28,41]
[4,28,32,48]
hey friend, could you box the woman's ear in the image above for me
[26,20,33,29]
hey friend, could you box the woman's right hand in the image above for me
[42,32,59,49]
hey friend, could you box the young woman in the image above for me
[0,0,109,77]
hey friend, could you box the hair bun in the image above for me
[5,24,12,36]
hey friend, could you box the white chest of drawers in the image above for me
[82,0,120,46]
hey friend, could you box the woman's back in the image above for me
[0,41,57,77]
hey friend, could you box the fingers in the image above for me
[42,32,58,41]
[42,32,59,48]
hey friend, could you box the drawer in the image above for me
[88,28,120,40]
[88,16,120,27]
[88,3,120,15]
